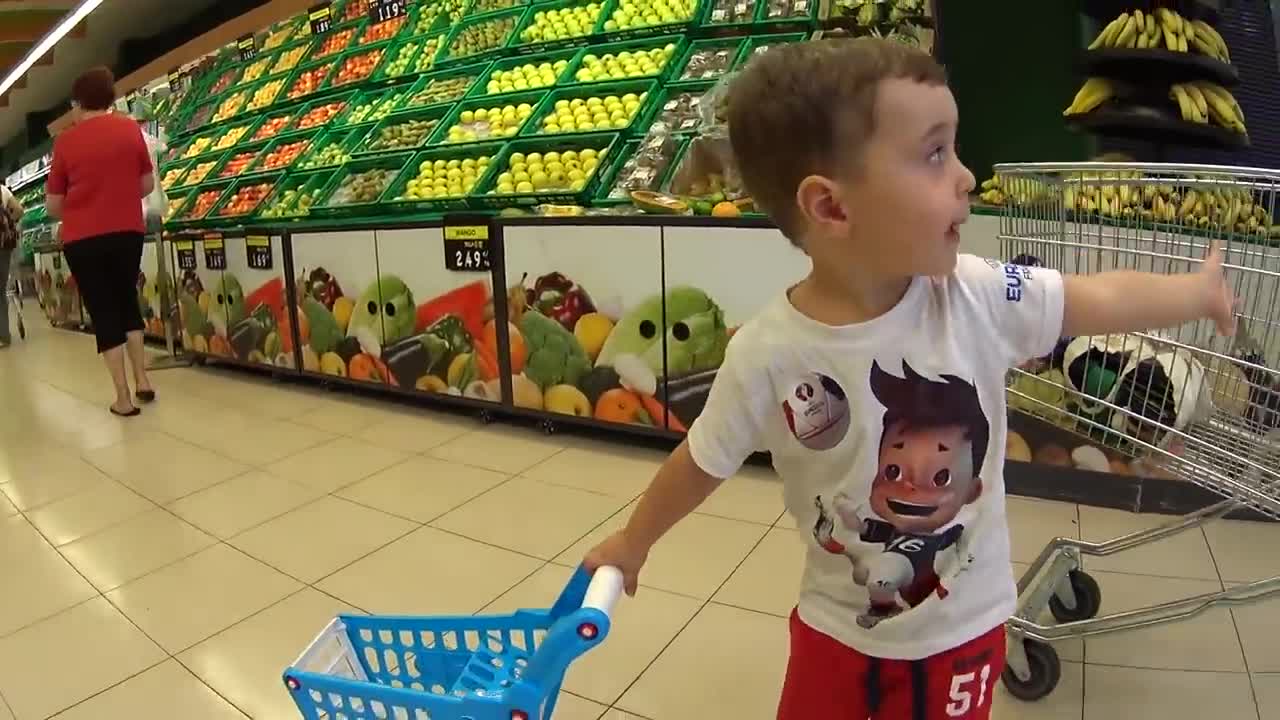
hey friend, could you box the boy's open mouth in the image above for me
[888,499,938,517]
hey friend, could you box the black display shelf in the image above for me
[1067,104,1248,150]
[1078,48,1238,87]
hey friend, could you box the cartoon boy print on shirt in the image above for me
[813,360,989,629]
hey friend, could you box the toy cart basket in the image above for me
[994,161,1280,703]
[284,566,624,720]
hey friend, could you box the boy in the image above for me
[584,38,1234,719]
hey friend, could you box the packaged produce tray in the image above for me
[473,131,619,206]
[249,129,322,174]
[354,105,455,157]
[284,57,340,102]
[291,91,360,132]
[431,89,547,145]
[170,181,234,228]
[507,0,605,53]
[522,79,658,137]
[256,168,339,220]
[207,172,285,222]
[310,152,415,218]
[560,35,683,87]
[469,47,579,97]
[330,42,395,91]
[593,133,688,205]
[312,20,365,60]
[249,106,305,142]
[212,141,271,181]
[753,0,815,29]
[172,151,229,190]
[383,141,507,213]
[670,36,746,85]
[438,7,528,67]
[595,0,702,42]
[296,125,373,170]
[734,32,806,68]
[649,80,715,135]
[398,62,492,112]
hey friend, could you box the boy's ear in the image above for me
[796,174,846,228]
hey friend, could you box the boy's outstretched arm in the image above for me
[583,441,723,596]
[1062,243,1236,338]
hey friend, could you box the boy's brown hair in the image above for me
[727,38,947,245]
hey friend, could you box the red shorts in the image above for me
[777,609,1006,720]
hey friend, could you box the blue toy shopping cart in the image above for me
[283,566,624,720]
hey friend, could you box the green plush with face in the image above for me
[207,273,246,336]
[596,286,728,377]
[347,275,417,346]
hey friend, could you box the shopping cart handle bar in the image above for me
[582,566,624,617]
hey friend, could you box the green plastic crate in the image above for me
[256,168,339,220]
[382,141,507,213]
[356,10,414,45]
[465,0,531,18]
[407,32,452,75]
[468,47,579,97]
[374,34,433,83]
[207,172,286,222]
[159,159,194,194]
[265,36,315,77]
[260,15,307,51]
[438,7,528,67]
[172,151,229,190]
[696,0,757,32]
[595,0,703,41]
[559,35,683,87]
[247,129,322,175]
[237,48,282,86]
[295,125,373,170]
[669,36,746,85]
[506,0,606,54]
[247,105,305,143]
[753,0,816,29]
[311,20,366,61]
[170,181,235,228]
[354,105,456,157]
[163,187,196,224]
[283,57,340,103]
[592,133,689,205]
[202,65,246,100]
[205,115,270,155]
[289,90,359,133]
[310,152,414,218]
[521,79,658,137]
[473,131,619,207]
[332,87,392,127]
[399,62,492,112]
[172,132,222,163]
[328,41,395,89]
[404,2,456,40]
[734,31,807,69]
[431,89,547,146]
[182,100,217,136]
[211,140,271,181]
[241,74,293,114]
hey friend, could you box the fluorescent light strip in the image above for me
[0,0,107,97]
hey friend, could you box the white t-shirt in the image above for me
[688,254,1065,660]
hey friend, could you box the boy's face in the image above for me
[807,79,975,278]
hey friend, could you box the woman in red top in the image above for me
[47,66,156,416]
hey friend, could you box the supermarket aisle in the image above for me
[1,326,1278,720]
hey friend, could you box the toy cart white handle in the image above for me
[582,566,624,618]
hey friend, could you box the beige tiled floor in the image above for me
[1,329,1279,719]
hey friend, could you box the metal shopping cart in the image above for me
[5,246,25,341]
[994,161,1280,701]
[283,566,624,720]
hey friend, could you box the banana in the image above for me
[1183,19,1196,44]
[1179,190,1199,218]
[1161,22,1179,51]
[1115,15,1138,48]
[1090,14,1126,49]
[1064,78,1114,116]
[1197,82,1246,132]
[1177,33,1189,52]
[1134,10,1145,37]
[1137,32,1150,49]
[1184,84,1209,116]
[1191,20,1229,61]
[1170,85,1200,122]
[1192,36,1223,59]
[1146,13,1158,38]
[1224,196,1242,229]
[1153,195,1166,217]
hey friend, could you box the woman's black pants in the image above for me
[62,231,144,353]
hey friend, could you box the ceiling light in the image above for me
[0,0,106,98]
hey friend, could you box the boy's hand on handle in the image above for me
[584,531,649,597]
[1201,242,1236,336]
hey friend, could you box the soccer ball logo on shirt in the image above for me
[781,372,851,451]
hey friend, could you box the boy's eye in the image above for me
[928,146,946,163]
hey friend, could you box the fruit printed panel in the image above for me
[503,225,673,428]
[290,231,384,383]
[137,240,172,341]
[659,226,808,431]
[223,236,294,369]
[175,238,230,357]
[34,251,81,328]
[373,228,500,402]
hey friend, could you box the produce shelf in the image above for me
[203,65,245,98]
[310,152,415,217]
[383,141,508,213]
[1066,105,1248,150]
[559,35,684,87]
[353,104,457,157]
[469,47,580,98]
[244,74,293,113]
[1078,48,1239,88]
[507,0,606,54]
[438,7,528,67]
[332,87,395,127]
[208,116,269,155]
[400,62,493,111]
[208,172,285,221]
[261,15,305,51]
[521,79,658,137]
[733,32,806,68]
[670,36,745,85]
[431,89,548,145]
[359,12,412,44]
[256,168,340,221]
[404,0,457,38]
[239,50,280,85]
[473,131,619,206]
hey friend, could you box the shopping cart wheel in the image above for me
[1002,640,1060,701]
[540,418,557,435]
[1049,570,1101,623]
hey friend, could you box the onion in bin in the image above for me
[325,168,399,206]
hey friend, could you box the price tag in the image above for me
[443,224,491,272]
[53,255,62,270]
[203,233,226,270]
[167,67,183,93]
[246,235,273,270]
[175,241,197,271]
[370,0,410,24]
[309,2,333,34]
[238,34,257,62]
